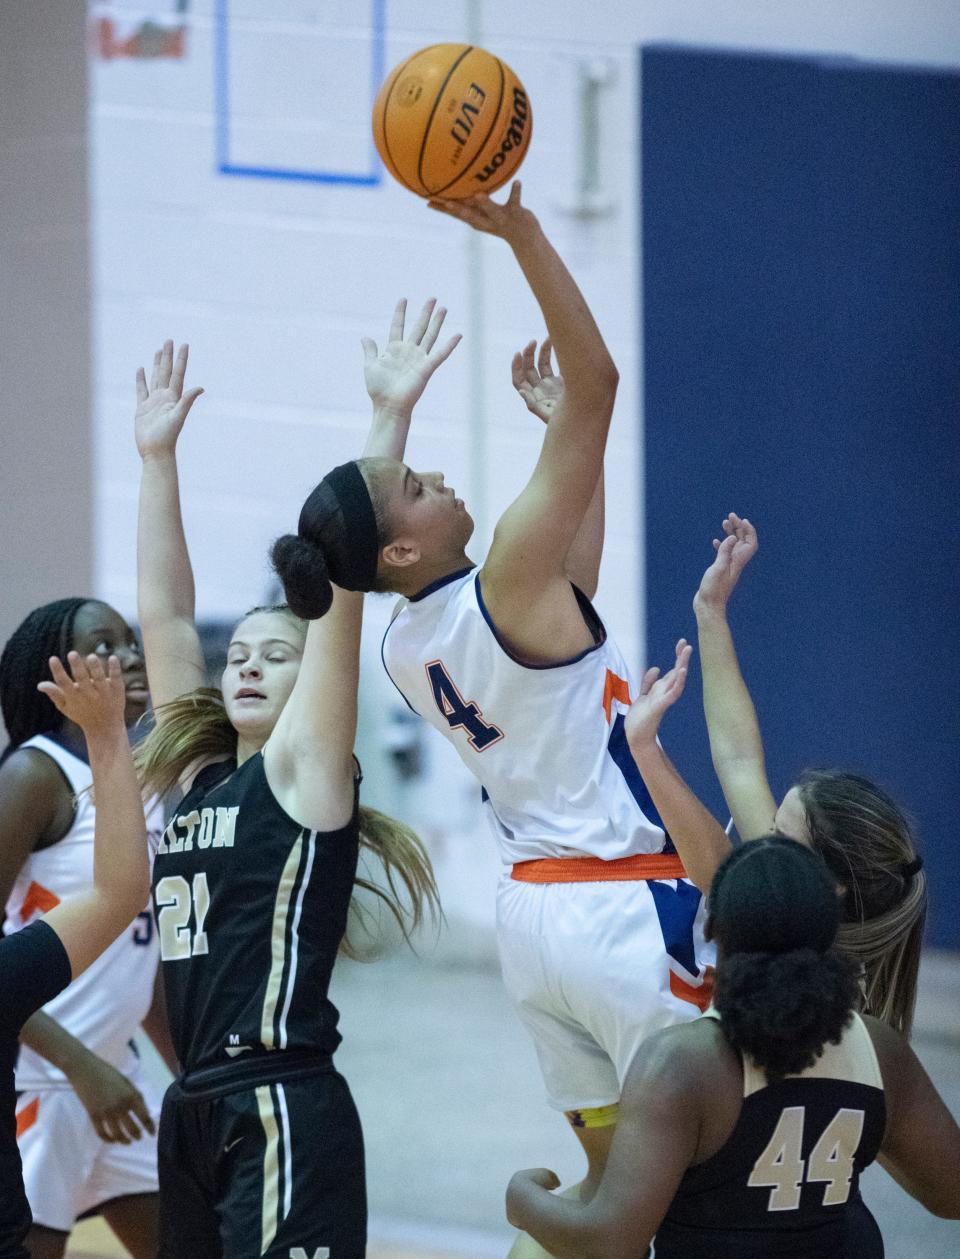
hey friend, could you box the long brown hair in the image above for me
[135,682,440,956]
[796,770,926,1037]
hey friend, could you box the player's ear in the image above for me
[381,538,421,569]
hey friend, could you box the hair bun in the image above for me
[270,533,332,620]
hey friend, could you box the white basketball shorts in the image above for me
[16,1053,163,1231]
[496,872,715,1112]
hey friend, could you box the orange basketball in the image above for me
[373,43,532,200]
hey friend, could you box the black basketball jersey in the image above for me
[654,1013,886,1259]
[152,752,359,1075]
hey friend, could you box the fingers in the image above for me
[360,336,378,363]
[537,337,555,378]
[521,340,539,387]
[176,386,204,423]
[507,180,523,206]
[511,351,525,391]
[157,339,174,391]
[135,366,148,405]
[421,303,448,353]
[128,1090,155,1138]
[409,296,438,347]
[428,332,462,369]
[149,349,161,393]
[640,665,661,696]
[169,343,189,398]
[388,297,407,344]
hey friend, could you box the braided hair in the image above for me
[709,837,861,1083]
[0,598,90,759]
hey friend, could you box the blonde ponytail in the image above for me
[343,807,442,959]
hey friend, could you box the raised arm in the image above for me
[625,640,732,891]
[512,338,605,599]
[263,587,363,834]
[37,654,150,977]
[135,340,207,717]
[693,514,777,839]
[362,296,461,460]
[430,183,618,626]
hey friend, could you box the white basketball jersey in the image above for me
[3,735,162,1088]
[381,568,671,865]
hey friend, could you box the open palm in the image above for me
[362,297,461,416]
[624,640,693,748]
[512,338,564,424]
[134,340,203,459]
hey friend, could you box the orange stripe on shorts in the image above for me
[511,852,687,883]
[670,966,716,1012]
[16,1098,39,1139]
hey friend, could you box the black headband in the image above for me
[298,461,379,593]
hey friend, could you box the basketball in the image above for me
[372,43,532,200]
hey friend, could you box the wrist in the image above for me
[693,594,728,621]
[627,733,660,763]
[139,447,179,467]
[371,403,413,426]
[505,211,542,252]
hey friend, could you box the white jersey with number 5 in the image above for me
[3,735,162,1090]
[381,568,671,865]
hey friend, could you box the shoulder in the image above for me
[0,744,72,796]
[0,747,74,840]
[623,1018,731,1107]
[861,1012,909,1091]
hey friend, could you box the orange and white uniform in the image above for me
[4,735,164,1229]
[382,568,715,1111]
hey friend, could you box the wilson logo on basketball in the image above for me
[473,86,530,184]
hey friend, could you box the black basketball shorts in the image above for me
[157,1057,365,1259]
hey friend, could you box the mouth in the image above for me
[235,688,267,701]
[124,676,149,700]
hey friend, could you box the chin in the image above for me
[124,696,150,728]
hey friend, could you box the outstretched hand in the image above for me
[362,297,461,418]
[427,180,536,243]
[134,340,203,460]
[37,652,126,736]
[625,639,693,750]
[695,513,758,612]
[512,338,564,424]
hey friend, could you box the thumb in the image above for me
[361,336,378,362]
[508,180,522,206]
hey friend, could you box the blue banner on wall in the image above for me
[641,45,960,947]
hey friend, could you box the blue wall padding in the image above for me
[640,45,960,947]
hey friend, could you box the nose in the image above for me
[116,642,144,670]
[239,659,262,679]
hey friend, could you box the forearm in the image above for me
[509,220,618,400]
[508,1185,624,1259]
[137,452,196,627]
[694,601,766,773]
[363,405,412,460]
[20,1009,98,1076]
[88,726,150,913]
[628,739,731,892]
[141,972,179,1074]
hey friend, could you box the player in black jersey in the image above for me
[131,322,454,1258]
[506,837,960,1258]
[1,652,150,1259]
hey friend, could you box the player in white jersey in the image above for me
[0,599,176,1259]
[274,183,720,1242]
